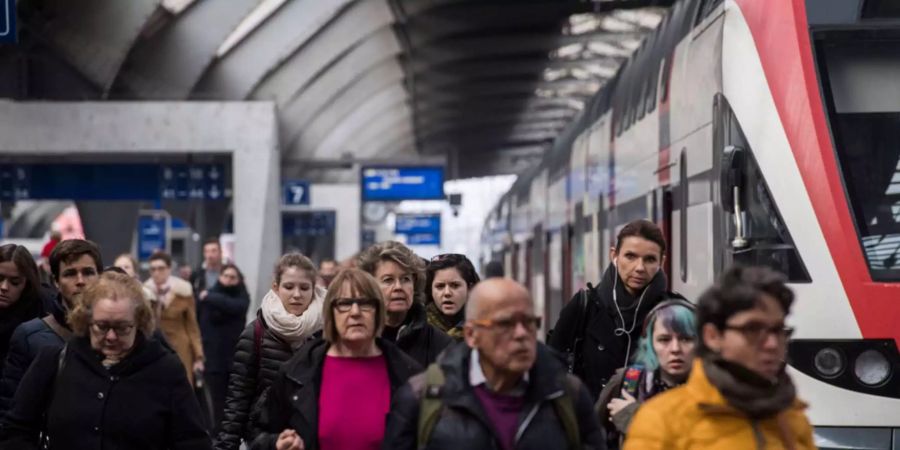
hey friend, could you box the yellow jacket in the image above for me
[623,360,816,450]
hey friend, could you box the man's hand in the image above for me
[276,429,304,450]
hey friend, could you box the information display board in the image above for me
[361,166,444,201]
[0,163,228,201]
[395,213,441,246]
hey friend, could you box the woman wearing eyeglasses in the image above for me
[357,241,452,367]
[215,253,325,450]
[144,251,204,385]
[251,268,421,450]
[424,254,480,340]
[0,271,211,450]
[596,298,697,449]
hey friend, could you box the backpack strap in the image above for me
[551,374,582,450]
[417,363,446,449]
[42,315,73,341]
[253,319,264,369]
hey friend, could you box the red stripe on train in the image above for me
[735,0,900,347]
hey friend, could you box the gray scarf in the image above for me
[702,356,796,419]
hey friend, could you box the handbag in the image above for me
[564,285,592,374]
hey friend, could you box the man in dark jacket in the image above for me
[0,239,102,414]
[382,278,605,450]
[191,238,224,300]
[549,219,672,399]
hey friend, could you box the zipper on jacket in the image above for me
[514,389,563,443]
[751,420,766,450]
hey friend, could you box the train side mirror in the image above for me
[720,145,746,211]
[721,145,749,248]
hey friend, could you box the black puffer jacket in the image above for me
[381,341,606,450]
[383,302,452,368]
[250,338,422,450]
[213,311,309,450]
[548,265,670,399]
[0,334,211,450]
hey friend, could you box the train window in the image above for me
[817,36,900,280]
[719,103,811,282]
[659,56,673,104]
[646,62,659,113]
[862,0,900,19]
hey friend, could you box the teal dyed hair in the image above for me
[632,303,697,371]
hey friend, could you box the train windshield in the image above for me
[817,34,900,281]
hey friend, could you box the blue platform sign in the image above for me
[282,211,335,237]
[282,180,310,206]
[361,166,444,201]
[137,214,168,261]
[395,214,441,246]
[0,0,16,44]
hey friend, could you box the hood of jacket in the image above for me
[438,340,571,405]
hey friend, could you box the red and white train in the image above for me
[481,0,900,445]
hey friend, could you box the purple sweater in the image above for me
[473,385,525,450]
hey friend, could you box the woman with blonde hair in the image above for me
[0,271,210,449]
[251,268,421,450]
[215,253,326,450]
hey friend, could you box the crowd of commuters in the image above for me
[0,218,815,450]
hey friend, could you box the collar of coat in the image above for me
[69,333,170,377]
[686,359,808,416]
[438,341,571,413]
[282,337,422,390]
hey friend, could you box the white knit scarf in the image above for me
[260,286,325,350]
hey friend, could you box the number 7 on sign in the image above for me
[290,185,305,204]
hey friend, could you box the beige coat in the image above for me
[145,277,204,384]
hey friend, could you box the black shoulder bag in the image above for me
[564,283,593,374]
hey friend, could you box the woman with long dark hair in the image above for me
[0,244,49,374]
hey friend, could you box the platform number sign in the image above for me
[283,180,310,206]
[0,0,16,44]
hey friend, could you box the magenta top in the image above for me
[318,354,391,450]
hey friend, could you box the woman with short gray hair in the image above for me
[357,241,452,367]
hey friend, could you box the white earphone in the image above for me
[610,255,649,369]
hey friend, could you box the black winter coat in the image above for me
[381,341,606,450]
[250,337,422,450]
[213,312,307,450]
[0,292,69,415]
[548,264,670,399]
[383,302,452,368]
[0,285,53,382]
[0,334,211,450]
[198,282,250,375]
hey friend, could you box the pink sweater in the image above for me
[318,354,391,450]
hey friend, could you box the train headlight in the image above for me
[813,347,844,378]
[853,350,891,387]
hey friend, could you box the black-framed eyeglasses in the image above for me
[148,265,168,272]
[90,321,136,336]
[723,322,794,344]
[430,253,465,263]
[470,314,542,334]
[333,298,379,313]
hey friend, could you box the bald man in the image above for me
[382,278,606,450]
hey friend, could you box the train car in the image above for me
[482,0,900,446]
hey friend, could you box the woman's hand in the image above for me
[276,429,304,450]
[607,390,636,417]
[192,359,205,374]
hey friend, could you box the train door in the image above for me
[524,238,533,291]
[547,228,564,332]
[563,223,573,302]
